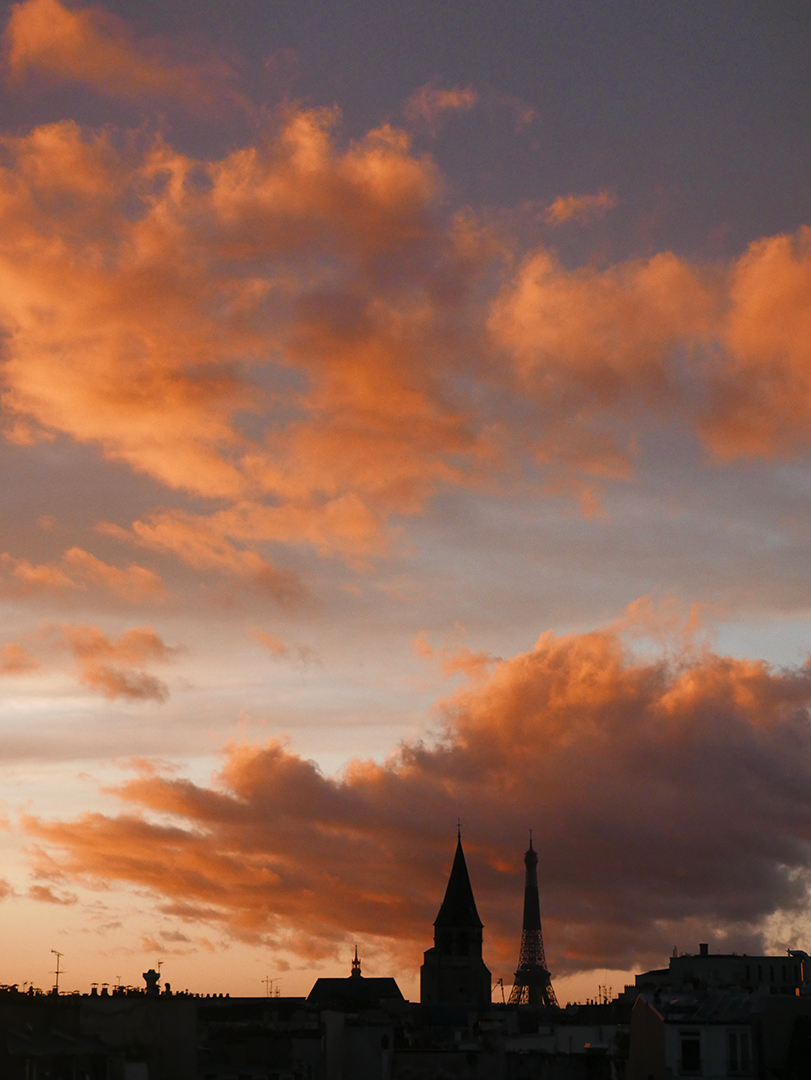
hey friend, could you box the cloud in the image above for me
[1,48,811,574]
[0,112,492,564]
[489,249,717,400]
[4,0,243,111]
[0,548,166,603]
[24,611,811,975]
[404,82,479,131]
[0,622,176,699]
[254,630,318,666]
[62,623,173,701]
[412,631,498,681]
[544,190,617,225]
[59,623,175,701]
[27,883,77,904]
[0,553,75,594]
[0,642,39,675]
[700,226,811,461]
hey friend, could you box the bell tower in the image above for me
[420,830,492,1008]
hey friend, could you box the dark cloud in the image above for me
[23,619,811,976]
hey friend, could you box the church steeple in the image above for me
[433,832,483,930]
[420,830,492,1008]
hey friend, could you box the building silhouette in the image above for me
[4,843,811,1078]
[308,946,403,1009]
[420,830,492,1008]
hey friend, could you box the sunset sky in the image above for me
[2,0,811,1004]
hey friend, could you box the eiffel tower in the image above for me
[508,834,558,1007]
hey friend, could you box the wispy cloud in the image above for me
[4,0,245,111]
[404,81,479,132]
[544,190,617,225]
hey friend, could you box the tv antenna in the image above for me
[50,950,64,993]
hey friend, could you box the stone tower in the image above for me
[420,831,492,1007]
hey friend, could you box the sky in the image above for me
[1,0,811,1005]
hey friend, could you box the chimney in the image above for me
[699,943,709,957]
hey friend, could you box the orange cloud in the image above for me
[544,190,616,225]
[489,249,717,398]
[4,0,242,110]
[61,548,166,603]
[254,630,318,666]
[0,548,166,602]
[700,226,811,460]
[404,82,479,130]
[0,553,75,593]
[2,53,811,566]
[0,112,491,564]
[27,883,76,904]
[24,619,811,975]
[0,641,39,674]
[413,631,498,681]
[59,623,175,701]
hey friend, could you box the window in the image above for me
[741,1032,751,1074]
[728,1030,751,1075]
[681,1031,701,1074]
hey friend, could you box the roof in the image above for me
[434,836,483,929]
[306,976,403,1006]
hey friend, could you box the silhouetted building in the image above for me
[420,830,492,1008]
[509,832,558,1008]
[627,986,811,1080]
[307,946,404,1008]
[625,942,811,998]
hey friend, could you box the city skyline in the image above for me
[1,0,811,1002]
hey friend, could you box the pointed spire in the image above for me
[351,945,361,978]
[434,831,483,929]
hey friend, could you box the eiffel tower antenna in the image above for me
[508,833,558,1007]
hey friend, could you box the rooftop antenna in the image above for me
[50,950,63,994]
